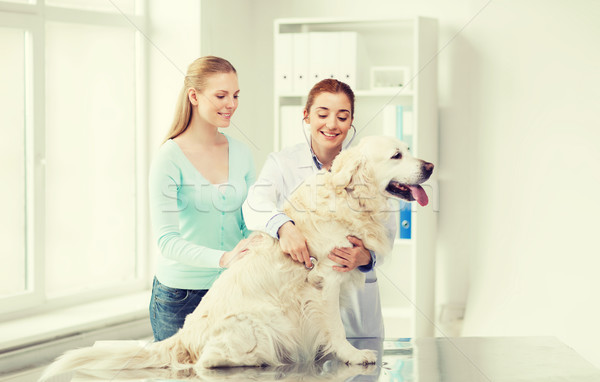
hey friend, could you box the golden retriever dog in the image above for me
[40,135,433,380]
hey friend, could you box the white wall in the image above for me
[459,0,600,369]
[199,0,600,368]
[199,0,267,166]
[148,0,201,149]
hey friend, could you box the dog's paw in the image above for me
[341,348,377,365]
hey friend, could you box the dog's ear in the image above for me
[330,149,369,189]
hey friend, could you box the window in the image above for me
[45,20,138,296]
[0,1,147,316]
[0,26,27,299]
[47,0,135,13]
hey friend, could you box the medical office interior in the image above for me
[1,0,599,380]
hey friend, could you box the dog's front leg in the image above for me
[322,281,377,365]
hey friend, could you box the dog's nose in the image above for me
[422,161,434,175]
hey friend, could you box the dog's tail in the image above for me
[39,337,177,381]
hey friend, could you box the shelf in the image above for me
[394,238,413,247]
[276,93,307,99]
[277,89,413,98]
[276,17,416,34]
[275,16,416,25]
[274,16,438,337]
[356,89,414,97]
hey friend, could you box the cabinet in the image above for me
[273,17,438,337]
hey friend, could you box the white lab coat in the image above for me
[243,141,390,338]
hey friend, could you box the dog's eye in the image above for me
[391,152,402,160]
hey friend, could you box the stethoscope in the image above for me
[301,117,357,170]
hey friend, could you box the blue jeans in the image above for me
[149,277,208,341]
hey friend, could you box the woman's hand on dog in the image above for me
[329,236,371,272]
[220,237,254,268]
[278,221,313,268]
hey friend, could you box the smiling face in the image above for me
[305,92,353,154]
[191,71,239,128]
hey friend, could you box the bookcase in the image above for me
[273,17,438,337]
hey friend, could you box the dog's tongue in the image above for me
[409,185,429,206]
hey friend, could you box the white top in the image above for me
[243,141,393,338]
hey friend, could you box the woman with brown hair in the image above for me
[149,56,255,341]
[243,79,390,338]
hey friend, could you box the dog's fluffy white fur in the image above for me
[40,136,433,380]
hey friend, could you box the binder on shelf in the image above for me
[396,105,404,139]
[395,104,412,240]
[308,32,339,87]
[382,104,396,137]
[399,200,412,240]
[292,33,310,94]
[337,32,357,89]
[280,105,305,148]
[401,106,414,151]
[383,104,409,142]
[277,31,359,94]
[275,33,293,94]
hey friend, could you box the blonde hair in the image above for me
[163,56,237,143]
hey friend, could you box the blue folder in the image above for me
[399,201,412,239]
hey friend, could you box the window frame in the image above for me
[0,0,150,320]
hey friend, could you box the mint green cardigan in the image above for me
[149,135,255,289]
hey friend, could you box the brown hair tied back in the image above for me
[304,79,355,119]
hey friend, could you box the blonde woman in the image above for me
[149,56,255,341]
